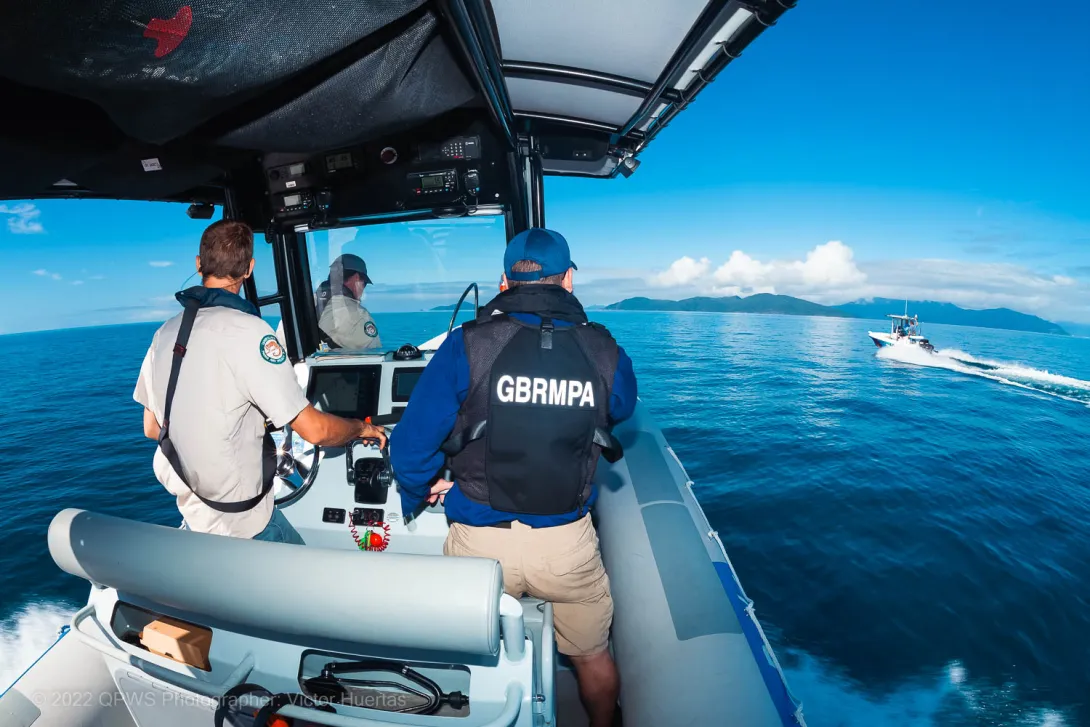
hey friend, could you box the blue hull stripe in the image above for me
[0,626,69,699]
[714,562,802,725]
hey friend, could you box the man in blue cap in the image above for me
[315,253,382,350]
[391,228,636,727]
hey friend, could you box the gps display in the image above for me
[308,366,381,419]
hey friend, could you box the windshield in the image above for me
[305,215,507,353]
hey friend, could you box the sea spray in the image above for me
[875,346,1090,406]
[0,602,72,692]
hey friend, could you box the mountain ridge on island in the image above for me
[603,293,1068,335]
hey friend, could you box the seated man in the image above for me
[390,228,637,727]
[315,253,383,350]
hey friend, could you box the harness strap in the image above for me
[157,299,275,514]
[441,420,623,463]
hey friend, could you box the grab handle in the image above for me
[278,682,524,727]
[70,604,254,698]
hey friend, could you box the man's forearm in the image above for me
[315,414,368,447]
[291,405,385,447]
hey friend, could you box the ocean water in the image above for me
[1,311,1088,725]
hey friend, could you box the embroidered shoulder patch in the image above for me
[364,321,378,338]
[260,334,287,364]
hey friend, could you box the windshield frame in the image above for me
[248,208,510,362]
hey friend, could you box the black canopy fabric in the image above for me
[0,1,477,201]
[0,1,793,200]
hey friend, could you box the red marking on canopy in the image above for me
[144,5,192,58]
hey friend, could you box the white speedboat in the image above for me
[0,2,805,726]
[868,314,936,353]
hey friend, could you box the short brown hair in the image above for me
[199,220,253,280]
[507,259,565,288]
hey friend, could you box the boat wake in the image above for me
[783,651,1073,726]
[876,345,1090,406]
[0,602,71,693]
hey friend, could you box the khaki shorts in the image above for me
[445,515,613,657]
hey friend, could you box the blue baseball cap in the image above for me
[504,228,578,281]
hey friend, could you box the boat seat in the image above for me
[48,508,511,657]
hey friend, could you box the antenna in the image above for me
[904,299,908,317]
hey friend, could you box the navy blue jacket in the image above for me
[390,312,637,526]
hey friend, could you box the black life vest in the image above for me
[446,285,622,516]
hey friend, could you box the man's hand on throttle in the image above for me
[359,421,387,448]
[428,478,452,505]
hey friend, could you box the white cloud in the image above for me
[32,269,47,276]
[31,268,62,281]
[706,241,867,301]
[651,256,710,287]
[0,203,43,234]
[71,280,84,286]
[89,275,106,280]
[51,273,61,281]
[636,241,1090,322]
[148,261,175,268]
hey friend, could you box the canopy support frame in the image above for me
[613,0,795,157]
[438,0,518,152]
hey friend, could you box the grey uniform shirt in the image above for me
[318,294,382,351]
[133,306,310,538]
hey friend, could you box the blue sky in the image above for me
[2,0,1088,334]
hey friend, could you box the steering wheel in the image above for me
[273,425,321,507]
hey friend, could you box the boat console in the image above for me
[276,353,456,556]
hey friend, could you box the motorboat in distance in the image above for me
[868,314,936,353]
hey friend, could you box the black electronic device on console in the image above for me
[263,116,506,225]
[418,135,481,162]
[406,168,458,198]
[351,508,385,527]
[307,366,381,420]
[391,367,425,403]
[322,508,347,524]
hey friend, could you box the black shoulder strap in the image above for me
[157,300,275,515]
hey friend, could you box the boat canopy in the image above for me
[0,0,794,209]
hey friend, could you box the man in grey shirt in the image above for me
[135,220,385,543]
[315,253,383,351]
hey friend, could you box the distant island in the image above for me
[605,294,1068,336]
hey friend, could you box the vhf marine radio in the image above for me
[406,168,457,198]
[264,131,492,224]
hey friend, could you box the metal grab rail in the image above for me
[70,604,254,698]
[448,282,480,334]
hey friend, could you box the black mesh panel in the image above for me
[0,1,428,144]
[218,12,475,152]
